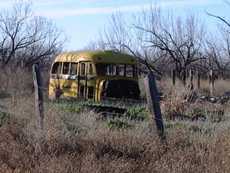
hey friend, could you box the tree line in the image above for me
[1,2,230,84]
[87,5,230,83]
[0,3,64,70]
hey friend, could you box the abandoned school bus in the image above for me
[48,50,140,101]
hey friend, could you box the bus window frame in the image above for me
[62,62,70,75]
[116,64,125,76]
[80,62,86,76]
[88,63,94,75]
[126,64,134,78]
[51,62,62,75]
[78,61,92,99]
[95,63,138,77]
[70,62,78,75]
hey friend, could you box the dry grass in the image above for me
[1,95,230,173]
[159,76,230,96]
[1,69,230,172]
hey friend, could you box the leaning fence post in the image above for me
[172,69,176,86]
[182,70,187,87]
[144,71,165,138]
[209,69,215,96]
[189,69,194,90]
[197,71,201,90]
[33,64,44,130]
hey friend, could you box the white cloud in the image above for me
[1,0,221,18]
[38,0,220,19]
[0,0,66,8]
[37,4,149,18]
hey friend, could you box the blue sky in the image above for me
[0,0,229,50]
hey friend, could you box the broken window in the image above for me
[96,64,107,76]
[126,65,133,77]
[70,63,78,75]
[51,62,62,74]
[116,64,125,76]
[89,63,93,75]
[133,65,138,77]
[80,63,86,76]
[106,64,116,76]
[63,62,70,74]
[96,63,136,77]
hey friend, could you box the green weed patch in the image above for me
[0,111,10,127]
[107,119,132,129]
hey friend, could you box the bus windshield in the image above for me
[95,63,137,77]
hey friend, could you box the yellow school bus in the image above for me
[48,50,140,101]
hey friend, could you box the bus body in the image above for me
[48,50,140,101]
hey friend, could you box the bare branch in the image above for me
[207,12,230,28]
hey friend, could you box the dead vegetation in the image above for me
[1,69,230,173]
[1,105,230,173]
[1,2,230,172]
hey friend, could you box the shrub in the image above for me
[125,107,148,121]
[107,119,132,129]
[0,111,9,127]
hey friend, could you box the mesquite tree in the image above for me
[0,3,64,68]
[134,9,206,85]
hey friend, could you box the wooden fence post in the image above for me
[144,72,165,138]
[197,71,200,90]
[182,70,187,87]
[172,69,176,86]
[33,64,44,130]
[209,70,215,96]
[189,69,194,90]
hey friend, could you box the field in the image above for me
[1,71,230,173]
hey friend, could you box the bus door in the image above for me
[78,61,87,99]
[78,61,95,100]
[62,62,78,97]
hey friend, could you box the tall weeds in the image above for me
[1,71,230,172]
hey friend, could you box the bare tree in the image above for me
[204,36,230,78]
[93,12,163,75]
[95,7,207,80]
[0,3,64,68]
[134,8,206,85]
[206,1,230,78]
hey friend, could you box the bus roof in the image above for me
[54,50,137,64]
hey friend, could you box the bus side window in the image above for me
[52,62,62,74]
[62,62,70,74]
[133,65,138,77]
[106,64,116,76]
[80,63,86,76]
[126,65,133,77]
[70,63,78,75]
[116,65,125,76]
[96,64,107,76]
[89,63,93,75]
